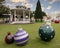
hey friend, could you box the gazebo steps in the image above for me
[11,21,30,24]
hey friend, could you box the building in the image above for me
[10,6,31,24]
[0,14,10,24]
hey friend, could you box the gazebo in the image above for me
[10,6,31,24]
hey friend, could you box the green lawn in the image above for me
[0,22,60,48]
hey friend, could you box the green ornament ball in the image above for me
[39,25,55,41]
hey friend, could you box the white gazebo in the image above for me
[10,6,31,24]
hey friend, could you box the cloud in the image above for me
[44,0,60,4]
[46,6,52,10]
[41,4,43,6]
[11,0,33,8]
[21,3,32,8]
[25,3,32,8]
[46,10,60,17]
[51,11,60,18]
[42,7,45,11]
[41,4,45,11]
[50,10,60,15]
[49,0,56,4]
[11,0,28,3]
[44,0,47,1]
[4,0,33,9]
[54,10,60,15]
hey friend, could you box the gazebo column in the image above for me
[29,11,30,21]
[10,11,11,22]
[10,15,12,22]
[10,11,13,22]
[23,10,25,21]
[14,10,16,21]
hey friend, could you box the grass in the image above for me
[0,22,60,48]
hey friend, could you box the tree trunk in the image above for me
[40,19,43,22]
[3,18,4,23]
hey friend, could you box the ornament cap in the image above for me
[7,32,11,35]
[18,26,23,31]
[18,28,23,31]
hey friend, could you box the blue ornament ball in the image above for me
[14,28,29,46]
[39,25,55,41]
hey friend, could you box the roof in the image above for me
[0,14,10,18]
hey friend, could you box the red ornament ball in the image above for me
[5,32,14,44]
[54,20,59,23]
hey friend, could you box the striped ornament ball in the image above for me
[14,28,29,46]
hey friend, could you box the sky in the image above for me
[4,0,60,16]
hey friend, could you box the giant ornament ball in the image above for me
[5,32,14,44]
[39,25,55,41]
[14,28,29,46]
[54,19,59,23]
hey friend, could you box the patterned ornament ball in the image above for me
[14,28,29,46]
[39,25,55,41]
[5,32,14,44]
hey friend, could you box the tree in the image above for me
[35,0,45,22]
[42,11,47,16]
[0,0,10,23]
[30,11,35,18]
[0,4,10,15]
[0,0,5,3]
[0,0,10,15]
